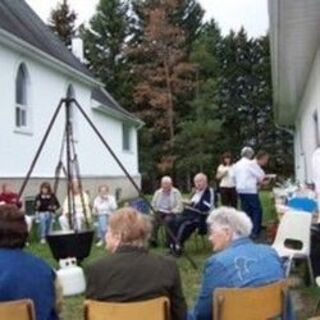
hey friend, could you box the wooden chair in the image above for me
[84,297,170,320]
[0,299,35,320]
[213,280,288,320]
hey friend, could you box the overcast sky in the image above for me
[26,0,268,38]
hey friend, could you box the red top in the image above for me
[0,192,22,208]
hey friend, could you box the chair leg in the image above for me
[307,256,315,286]
[285,257,293,278]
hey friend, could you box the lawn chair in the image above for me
[0,299,36,320]
[272,210,314,284]
[84,297,170,320]
[213,280,288,320]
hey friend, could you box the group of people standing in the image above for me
[150,146,272,255]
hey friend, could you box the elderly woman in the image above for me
[86,208,187,320]
[0,205,59,320]
[188,207,287,320]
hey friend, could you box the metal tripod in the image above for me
[18,97,197,269]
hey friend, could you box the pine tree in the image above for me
[83,0,132,107]
[49,0,77,47]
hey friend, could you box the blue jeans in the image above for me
[38,211,52,240]
[97,215,109,242]
[239,193,262,237]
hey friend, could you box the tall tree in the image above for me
[129,0,196,173]
[83,0,133,107]
[49,0,77,46]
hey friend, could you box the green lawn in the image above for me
[26,192,319,319]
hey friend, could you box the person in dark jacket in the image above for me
[85,207,187,320]
[169,173,214,255]
[34,182,60,244]
[0,205,59,320]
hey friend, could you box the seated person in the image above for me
[188,207,291,320]
[59,180,91,231]
[0,183,32,232]
[169,173,213,255]
[150,176,183,247]
[85,208,187,320]
[0,205,59,320]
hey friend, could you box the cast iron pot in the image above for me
[46,230,94,263]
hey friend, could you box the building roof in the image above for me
[0,0,92,78]
[91,87,143,126]
[269,0,320,125]
[0,0,142,126]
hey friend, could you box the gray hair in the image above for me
[161,176,172,184]
[241,146,255,159]
[207,207,252,237]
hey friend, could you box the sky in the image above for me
[26,0,269,38]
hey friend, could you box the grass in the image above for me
[26,192,317,319]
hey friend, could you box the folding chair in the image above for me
[84,297,170,320]
[272,210,314,284]
[213,280,288,320]
[0,299,36,320]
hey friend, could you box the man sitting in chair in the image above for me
[150,176,183,247]
[169,173,213,256]
[188,207,294,320]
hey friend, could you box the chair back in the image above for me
[213,281,287,320]
[272,210,312,255]
[84,297,170,320]
[0,299,35,320]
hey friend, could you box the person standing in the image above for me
[232,148,269,239]
[34,182,60,244]
[93,185,117,247]
[216,152,237,207]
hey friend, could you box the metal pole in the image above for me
[65,98,74,230]
[18,99,64,199]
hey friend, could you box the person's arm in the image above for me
[109,195,118,211]
[169,260,187,320]
[172,190,183,214]
[195,189,213,212]
[85,264,98,300]
[216,165,228,180]
[191,258,226,320]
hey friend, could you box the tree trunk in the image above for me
[163,54,174,148]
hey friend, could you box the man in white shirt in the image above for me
[312,147,320,213]
[232,147,269,239]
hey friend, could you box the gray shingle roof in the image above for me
[92,87,142,125]
[0,0,92,78]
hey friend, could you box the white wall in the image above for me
[0,42,139,179]
[295,47,320,183]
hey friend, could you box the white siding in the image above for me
[296,47,320,182]
[0,42,139,179]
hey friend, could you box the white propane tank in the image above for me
[57,257,86,296]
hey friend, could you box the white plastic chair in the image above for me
[272,210,314,284]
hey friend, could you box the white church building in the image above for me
[269,0,320,185]
[0,0,143,201]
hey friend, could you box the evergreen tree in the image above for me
[83,0,133,107]
[49,0,77,47]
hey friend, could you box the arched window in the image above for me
[15,64,29,128]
